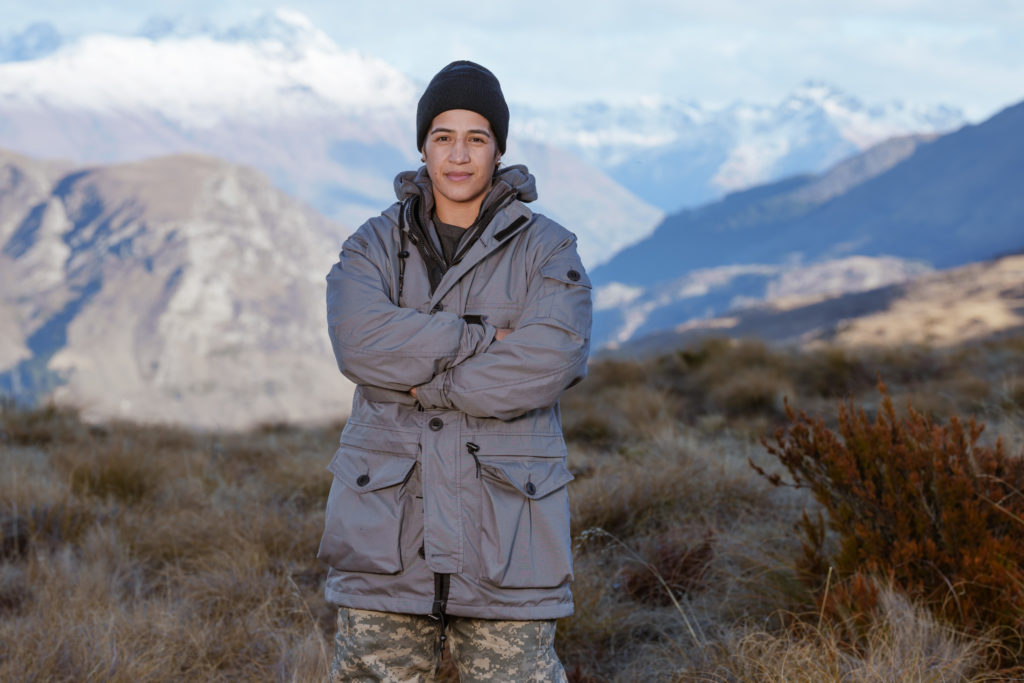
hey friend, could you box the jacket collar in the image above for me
[423,199,533,311]
[393,164,537,242]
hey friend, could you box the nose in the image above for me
[448,138,470,163]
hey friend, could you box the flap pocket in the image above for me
[328,447,418,492]
[477,456,574,588]
[481,458,574,499]
[541,257,591,289]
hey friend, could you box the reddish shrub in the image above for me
[754,385,1024,656]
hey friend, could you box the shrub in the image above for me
[789,347,874,399]
[755,385,1024,659]
[619,530,714,607]
[708,366,792,418]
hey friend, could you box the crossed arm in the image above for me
[408,328,512,400]
[328,225,591,421]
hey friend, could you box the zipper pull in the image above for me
[466,442,481,478]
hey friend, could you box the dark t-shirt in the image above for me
[434,219,467,267]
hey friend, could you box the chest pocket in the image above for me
[463,262,526,329]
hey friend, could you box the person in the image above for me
[319,60,592,682]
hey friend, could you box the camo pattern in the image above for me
[329,607,566,682]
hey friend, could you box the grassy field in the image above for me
[2,337,1023,681]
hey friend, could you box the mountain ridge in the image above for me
[0,11,971,267]
[590,99,1024,348]
[0,149,354,428]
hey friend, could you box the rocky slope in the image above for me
[0,149,353,428]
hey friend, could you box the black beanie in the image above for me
[416,61,509,154]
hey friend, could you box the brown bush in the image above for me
[789,347,875,398]
[756,385,1024,659]
[708,366,792,418]
[620,530,714,606]
[0,401,86,446]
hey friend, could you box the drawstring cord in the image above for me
[466,442,481,478]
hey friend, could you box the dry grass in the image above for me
[0,405,340,682]
[2,337,1023,681]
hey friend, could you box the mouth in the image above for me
[445,172,472,182]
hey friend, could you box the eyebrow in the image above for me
[429,127,492,138]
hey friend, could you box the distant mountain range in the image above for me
[0,11,965,266]
[1,12,1018,427]
[0,148,353,428]
[0,11,660,267]
[516,82,964,211]
[612,253,1024,357]
[591,100,1024,348]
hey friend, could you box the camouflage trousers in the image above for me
[329,607,567,682]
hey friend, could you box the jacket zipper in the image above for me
[451,188,518,265]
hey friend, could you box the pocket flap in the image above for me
[540,257,591,289]
[328,448,417,492]
[464,433,567,458]
[482,459,574,500]
[338,422,420,456]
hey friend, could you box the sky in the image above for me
[2,1,1023,121]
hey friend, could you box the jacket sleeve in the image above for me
[326,224,495,391]
[413,234,592,421]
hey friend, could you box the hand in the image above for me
[410,386,418,399]
[495,327,513,342]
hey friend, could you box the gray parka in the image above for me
[318,164,592,620]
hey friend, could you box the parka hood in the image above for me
[394,164,538,210]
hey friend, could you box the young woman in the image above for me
[321,60,592,681]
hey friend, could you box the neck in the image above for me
[434,196,484,229]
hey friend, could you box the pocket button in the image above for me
[525,481,536,495]
[429,417,444,431]
[356,474,370,487]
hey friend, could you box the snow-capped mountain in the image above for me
[0,11,661,267]
[515,82,965,211]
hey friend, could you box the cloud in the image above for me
[2,0,1022,119]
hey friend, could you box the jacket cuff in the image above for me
[455,320,497,365]
[414,371,451,410]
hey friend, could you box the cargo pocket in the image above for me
[317,443,418,575]
[478,457,575,588]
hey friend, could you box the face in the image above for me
[421,109,500,226]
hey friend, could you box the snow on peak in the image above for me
[137,8,326,50]
[0,11,417,127]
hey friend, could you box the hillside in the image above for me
[591,100,1024,348]
[0,149,353,428]
[614,253,1024,357]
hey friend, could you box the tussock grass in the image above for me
[0,404,338,682]
[2,337,1023,680]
